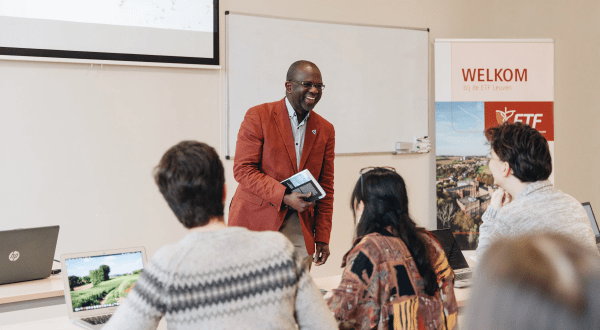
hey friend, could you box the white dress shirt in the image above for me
[285,97,309,169]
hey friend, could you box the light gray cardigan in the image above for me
[103,227,337,330]
[477,180,597,257]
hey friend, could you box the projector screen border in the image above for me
[0,0,220,68]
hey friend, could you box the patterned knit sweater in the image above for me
[103,227,337,330]
[477,180,597,258]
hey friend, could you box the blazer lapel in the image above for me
[273,99,298,172]
[299,114,318,170]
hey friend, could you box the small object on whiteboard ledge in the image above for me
[395,142,414,153]
[395,136,431,154]
[414,136,431,153]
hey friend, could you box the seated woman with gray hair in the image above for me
[465,234,600,330]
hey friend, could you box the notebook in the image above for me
[61,247,147,329]
[582,202,600,244]
[0,225,60,285]
[281,169,326,203]
[430,229,473,288]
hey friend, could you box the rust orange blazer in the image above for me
[228,98,335,255]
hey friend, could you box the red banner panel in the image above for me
[484,102,554,141]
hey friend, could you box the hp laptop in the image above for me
[61,247,147,329]
[430,229,473,288]
[582,202,600,244]
[0,225,60,285]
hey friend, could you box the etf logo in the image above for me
[514,114,543,128]
[495,107,516,123]
[485,102,554,141]
[9,251,20,261]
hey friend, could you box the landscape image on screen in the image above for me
[436,101,495,250]
[65,252,144,312]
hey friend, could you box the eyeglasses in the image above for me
[359,166,396,195]
[289,80,325,91]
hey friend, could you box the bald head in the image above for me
[286,60,321,81]
[284,60,323,119]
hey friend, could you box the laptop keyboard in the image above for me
[455,272,472,280]
[82,314,112,325]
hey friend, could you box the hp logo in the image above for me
[9,251,20,262]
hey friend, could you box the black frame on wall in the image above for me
[0,0,219,66]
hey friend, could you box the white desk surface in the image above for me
[1,316,79,330]
[0,273,64,305]
[2,252,476,329]
[1,315,168,330]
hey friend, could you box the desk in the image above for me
[0,261,66,327]
[0,261,64,306]
[1,316,168,330]
[0,274,63,306]
[2,252,476,329]
[0,267,162,330]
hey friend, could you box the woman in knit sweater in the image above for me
[327,167,458,330]
[103,141,337,330]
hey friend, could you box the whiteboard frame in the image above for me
[224,11,430,158]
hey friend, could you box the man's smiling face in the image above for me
[285,64,323,116]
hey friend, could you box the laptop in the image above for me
[61,247,147,329]
[0,225,60,285]
[582,202,600,244]
[430,229,473,288]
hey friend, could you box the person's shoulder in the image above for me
[238,229,294,250]
[351,233,391,256]
[538,183,586,214]
[551,186,583,204]
[140,241,184,278]
[247,99,285,115]
[358,232,383,245]
[310,110,334,130]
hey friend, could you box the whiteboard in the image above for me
[225,12,429,156]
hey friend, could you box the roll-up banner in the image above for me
[434,40,554,249]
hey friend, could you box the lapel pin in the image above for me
[312,130,316,135]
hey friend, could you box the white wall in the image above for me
[0,61,221,260]
[1,0,598,279]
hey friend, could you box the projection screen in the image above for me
[0,0,219,66]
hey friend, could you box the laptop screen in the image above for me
[583,202,600,243]
[430,229,471,270]
[64,251,144,313]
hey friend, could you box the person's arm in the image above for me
[102,263,166,330]
[476,189,506,257]
[430,237,459,330]
[313,126,335,264]
[233,107,288,209]
[293,252,338,330]
[327,241,379,329]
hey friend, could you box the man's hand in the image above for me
[490,187,512,210]
[283,192,315,212]
[313,242,330,266]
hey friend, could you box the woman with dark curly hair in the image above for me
[477,122,596,257]
[327,167,458,330]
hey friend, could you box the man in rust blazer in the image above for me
[229,61,335,268]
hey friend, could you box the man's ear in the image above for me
[223,184,227,203]
[285,81,292,94]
